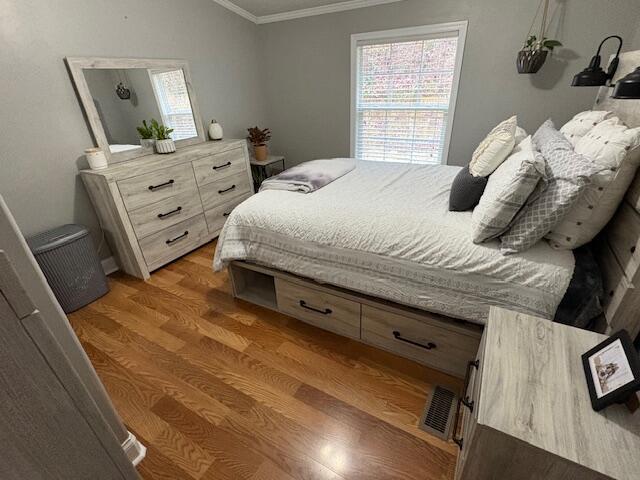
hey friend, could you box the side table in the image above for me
[250,155,285,191]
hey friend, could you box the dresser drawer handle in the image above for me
[165,231,189,245]
[157,206,182,219]
[299,300,332,315]
[223,211,231,217]
[218,185,236,194]
[148,179,175,191]
[452,359,479,450]
[392,331,436,350]
[213,161,232,170]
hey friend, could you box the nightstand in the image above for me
[455,307,640,480]
[250,155,285,191]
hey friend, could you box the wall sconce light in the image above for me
[572,35,623,87]
[612,66,640,99]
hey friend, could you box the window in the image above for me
[351,22,467,164]
[149,68,198,141]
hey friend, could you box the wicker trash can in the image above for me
[27,224,109,313]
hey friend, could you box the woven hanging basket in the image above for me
[517,49,548,74]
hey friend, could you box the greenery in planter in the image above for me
[136,120,154,139]
[523,35,562,53]
[151,119,174,140]
[247,126,271,146]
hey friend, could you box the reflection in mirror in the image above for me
[82,68,198,154]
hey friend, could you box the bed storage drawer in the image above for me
[118,163,198,211]
[361,305,480,377]
[139,214,208,271]
[192,148,247,187]
[275,278,361,339]
[128,191,204,239]
[199,171,252,211]
[204,193,251,234]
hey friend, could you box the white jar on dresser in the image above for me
[81,139,253,279]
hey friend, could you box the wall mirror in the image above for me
[66,57,205,165]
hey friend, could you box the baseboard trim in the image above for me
[122,431,146,466]
[101,256,119,275]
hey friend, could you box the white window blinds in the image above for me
[352,26,464,164]
[150,69,198,141]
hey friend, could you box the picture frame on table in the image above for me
[582,330,640,412]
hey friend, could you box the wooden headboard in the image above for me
[593,50,640,338]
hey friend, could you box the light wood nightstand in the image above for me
[455,307,640,480]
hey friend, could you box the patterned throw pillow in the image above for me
[500,122,604,254]
[471,137,545,243]
[469,116,518,177]
[560,110,613,147]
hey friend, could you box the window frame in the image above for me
[350,21,468,165]
[148,68,199,141]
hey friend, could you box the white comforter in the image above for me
[214,161,575,323]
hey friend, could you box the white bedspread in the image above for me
[214,161,575,324]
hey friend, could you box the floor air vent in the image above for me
[419,385,458,440]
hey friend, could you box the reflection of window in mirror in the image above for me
[148,69,198,141]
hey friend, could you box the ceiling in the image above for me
[214,0,405,23]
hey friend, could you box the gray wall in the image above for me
[259,0,640,167]
[0,0,266,257]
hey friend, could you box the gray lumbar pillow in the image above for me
[449,166,488,211]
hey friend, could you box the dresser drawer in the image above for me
[275,278,361,339]
[128,191,204,240]
[139,214,209,271]
[204,193,251,234]
[117,164,198,211]
[192,148,247,187]
[199,171,252,210]
[361,305,480,378]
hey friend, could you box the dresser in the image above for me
[81,140,253,279]
[455,307,640,480]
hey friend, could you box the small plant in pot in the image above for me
[152,119,175,154]
[136,120,155,149]
[517,35,562,74]
[247,126,271,161]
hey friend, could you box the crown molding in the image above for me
[213,0,405,25]
[212,0,258,23]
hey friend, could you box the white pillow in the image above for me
[546,118,640,250]
[471,137,545,243]
[560,110,613,147]
[515,126,528,145]
[469,116,518,177]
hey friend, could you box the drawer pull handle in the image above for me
[452,359,479,450]
[213,161,232,170]
[218,185,236,194]
[223,211,231,217]
[165,231,189,245]
[157,206,182,219]
[392,331,436,350]
[148,179,175,191]
[299,300,332,315]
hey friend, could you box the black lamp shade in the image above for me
[572,55,609,86]
[612,67,640,99]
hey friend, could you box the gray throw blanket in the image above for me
[259,158,356,193]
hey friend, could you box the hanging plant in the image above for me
[517,0,563,74]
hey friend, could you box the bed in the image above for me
[213,50,640,378]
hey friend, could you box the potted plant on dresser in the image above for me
[152,119,175,154]
[247,126,271,161]
[136,120,155,149]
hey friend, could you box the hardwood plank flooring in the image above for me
[68,241,462,480]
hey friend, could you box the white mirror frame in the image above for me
[65,57,206,165]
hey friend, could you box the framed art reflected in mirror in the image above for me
[65,57,206,165]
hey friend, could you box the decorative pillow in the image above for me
[449,166,488,211]
[469,116,518,177]
[515,126,528,145]
[546,118,640,249]
[471,137,545,243]
[501,123,604,254]
[560,110,613,147]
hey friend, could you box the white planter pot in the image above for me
[84,148,108,170]
[208,120,223,141]
[140,138,155,150]
[155,139,176,154]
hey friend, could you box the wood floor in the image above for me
[69,241,462,480]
